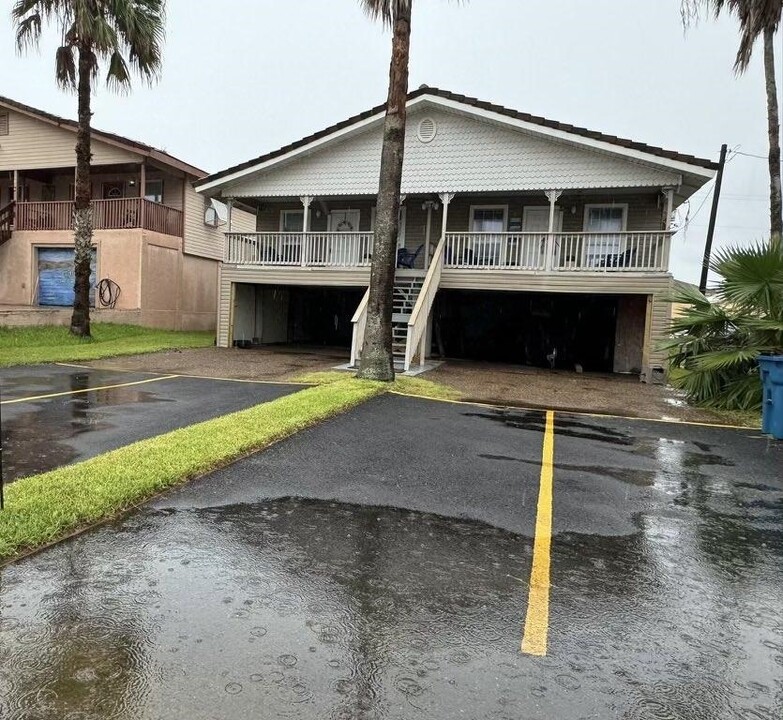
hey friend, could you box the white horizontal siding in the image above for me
[183,184,224,260]
[223,107,680,198]
[0,107,142,169]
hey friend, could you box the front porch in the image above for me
[1,161,186,238]
[222,188,675,276]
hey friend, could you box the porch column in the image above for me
[545,189,563,271]
[662,187,675,270]
[300,195,312,266]
[438,192,455,239]
[12,169,18,202]
[139,162,147,229]
[662,187,675,230]
[226,197,235,232]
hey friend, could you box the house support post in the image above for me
[139,162,147,229]
[12,170,19,203]
[300,195,312,267]
[662,186,675,271]
[545,189,563,271]
[226,198,235,233]
[438,192,455,242]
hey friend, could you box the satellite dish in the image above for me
[204,206,220,227]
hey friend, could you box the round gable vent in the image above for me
[417,117,437,144]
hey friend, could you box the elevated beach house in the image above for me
[195,88,717,376]
[0,96,254,330]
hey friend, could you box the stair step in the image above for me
[392,313,411,323]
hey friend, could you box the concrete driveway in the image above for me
[0,394,781,719]
[0,364,300,481]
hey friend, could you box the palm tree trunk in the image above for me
[356,5,412,381]
[764,27,783,242]
[70,42,93,338]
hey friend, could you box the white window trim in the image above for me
[583,203,629,232]
[279,209,304,232]
[469,204,509,232]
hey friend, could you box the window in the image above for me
[280,210,304,232]
[471,206,508,233]
[469,205,508,266]
[0,113,8,136]
[584,205,627,266]
[144,179,164,204]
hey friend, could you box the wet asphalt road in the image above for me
[0,365,300,481]
[1,394,782,719]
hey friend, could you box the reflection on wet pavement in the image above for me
[1,373,169,482]
[1,484,782,719]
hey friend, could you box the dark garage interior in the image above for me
[233,284,365,348]
[433,290,647,374]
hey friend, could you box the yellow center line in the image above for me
[0,375,180,406]
[521,409,555,656]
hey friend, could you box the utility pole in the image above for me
[699,143,728,294]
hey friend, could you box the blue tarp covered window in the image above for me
[37,247,96,307]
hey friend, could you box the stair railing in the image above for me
[404,235,445,371]
[350,286,371,368]
[0,201,16,243]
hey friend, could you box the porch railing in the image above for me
[225,232,374,267]
[444,231,673,272]
[14,199,184,237]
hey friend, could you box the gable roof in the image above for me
[0,95,207,178]
[196,86,719,192]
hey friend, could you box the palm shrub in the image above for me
[665,239,783,410]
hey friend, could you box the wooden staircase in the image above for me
[391,274,424,370]
[0,201,14,245]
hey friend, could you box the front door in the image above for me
[523,206,563,267]
[102,182,124,200]
[328,210,362,265]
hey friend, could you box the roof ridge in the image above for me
[197,87,718,188]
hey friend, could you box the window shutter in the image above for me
[0,113,9,136]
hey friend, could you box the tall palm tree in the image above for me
[12,0,165,337]
[356,0,413,380]
[683,0,783,239]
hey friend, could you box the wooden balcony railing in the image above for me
[14,198,184,237]
[444,231,673,272]
[225,232,374,267]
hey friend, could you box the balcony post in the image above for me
[139,162,146,230]
[300,195,312,266]
[545,189,563,270]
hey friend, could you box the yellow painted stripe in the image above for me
[388,391,755,431]
[521,409,555,656]
[1,375,179,405]
[55,363,308,387]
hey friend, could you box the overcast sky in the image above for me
[0,0,775,284]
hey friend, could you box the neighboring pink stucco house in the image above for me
[0,96,254,330]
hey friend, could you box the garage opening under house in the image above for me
[196,87,718,378]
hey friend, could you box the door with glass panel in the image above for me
[584,206,626,267]
[522,206,563,268]
[470,207,507,266]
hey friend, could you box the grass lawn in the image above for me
[0,324,214,367]
[294,370,463,401]
[0,379,384,561]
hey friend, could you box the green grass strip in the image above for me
[294,370,462,401]
[0,324,214,367]
[0,379,384,561]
